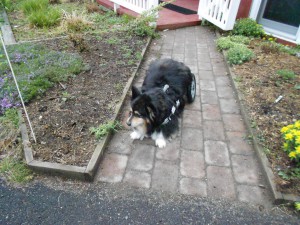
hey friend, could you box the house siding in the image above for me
[236,0,253,19]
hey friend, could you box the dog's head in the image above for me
[126,86,157,135]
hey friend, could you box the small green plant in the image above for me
[28,7,61,28]
[0,157,33,183]
[232,18,265,37]
[281,120,300,165]
[0,0,13,11]
[61,91,72,102]
[0,108,19,127]
[260,41,280,54]
[295,202,300,211]
[90,121,122,139]
[226,45,254,65]
[106,37,120,45]
[276,69,296,80]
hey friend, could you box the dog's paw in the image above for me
[130,131,143,140]
[155,138,166,148]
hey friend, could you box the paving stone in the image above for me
[179,178,207,196]
[181,127,203,151]
[172,53,184,62]
[180,150,205,178]
[198,62,212,71]
[203,121,225,141]
[201,91,218,104]
[223,114,246,132]
[152,160,178,192]
[200,80,216,91]
[217,86,235,99]
[215,76,231,87]
[156,139,180,161]
[183,110,202,128]
[202,104,221,120]
[127,144,155,171]
[227,131,254,155]
[198,70,214,80]
[219,98,240,114]
[185,95,201,110]
[123,170,151,189]
[197,53,211,63]
[107,131,132,155]
[205,141,230,166]
[232,155,261,184]
[237,185,272,207]
[97,153,128,183]
[207,166,236,199]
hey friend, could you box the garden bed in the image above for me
[231,39,300,195]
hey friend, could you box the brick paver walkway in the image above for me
[95,26,273,208]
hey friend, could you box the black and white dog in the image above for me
[126,58,196,148]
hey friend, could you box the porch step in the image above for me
[96,0,201,31]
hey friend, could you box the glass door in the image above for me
[257,0,300,40]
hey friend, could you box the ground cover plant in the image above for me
[0,0,149,181]
[219,18,300,195]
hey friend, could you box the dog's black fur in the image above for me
[127,58,195,148]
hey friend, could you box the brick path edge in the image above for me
[217,32,300,204]
[19,37,153,181]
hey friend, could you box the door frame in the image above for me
[249,0,300,44]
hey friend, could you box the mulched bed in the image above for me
[233,39,300,194]
[25,33,147,167]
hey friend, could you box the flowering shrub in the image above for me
[281,121,300,165]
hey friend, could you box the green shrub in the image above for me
[28,8,61,28]
[20,0,49,16]
[226,45,254,65]
[232,18,265,37]
[216,35,251,51]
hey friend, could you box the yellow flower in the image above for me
[283,142,288,149]
[296,137,300,144]
[289,151,297,158]
[295,202,300,211]
[296,146,300,154]
[287,124,294,129]
[294,121,300,129]
[281,126,289,133]
[285,133,293,141]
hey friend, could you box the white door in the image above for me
[198,0,241,31]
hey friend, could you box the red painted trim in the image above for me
[236,0,253,19]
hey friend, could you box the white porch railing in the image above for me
[110,0,159,14]
[198,0,241,31]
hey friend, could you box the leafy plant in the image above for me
[226,45,254,65]
[260,41,280,54]
[90,121,122,139]
[281,121,300,165]
[232,18,265,37]
[0,108,19,127]
[295,202,300,211]
[276,69,296,80]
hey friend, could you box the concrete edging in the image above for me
[19,37,152,181]
[217,32,300,203]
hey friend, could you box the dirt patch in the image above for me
[233,39,300,194]
[25,33,147,166]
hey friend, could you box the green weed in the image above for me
[19,0,49,16]
[28,7,61,28]
[90,121,122,139]
[276,69,296,80]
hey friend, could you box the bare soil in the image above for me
[233,39,300,194]
[25,33,147,167]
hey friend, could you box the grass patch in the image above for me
[0,157,33,183]
[0,43,84,105]
[277,69,296,81]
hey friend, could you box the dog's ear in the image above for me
[131,86,141,100]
